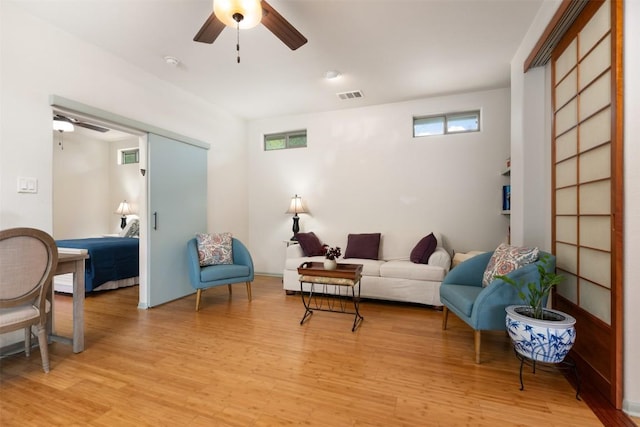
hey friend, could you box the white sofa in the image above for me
[282,235,451,307]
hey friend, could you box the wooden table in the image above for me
[50,250,88,353]
[297,262,364,331]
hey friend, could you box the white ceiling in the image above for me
[13,0,544,121]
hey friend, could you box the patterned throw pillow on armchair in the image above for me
[196,232,233,266]
[482,243,539,286]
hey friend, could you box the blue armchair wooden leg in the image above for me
[195,289,202,312]
[474,330,481,364]
[442,306,449,330]
[228,284,232,295]
[246,281,252,301]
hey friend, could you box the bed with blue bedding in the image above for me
[55,237,139,293]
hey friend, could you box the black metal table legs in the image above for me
[299,281,363,332]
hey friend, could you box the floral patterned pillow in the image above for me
[482,243,539,286]
[123,219,140,238]
[196,232,233,266]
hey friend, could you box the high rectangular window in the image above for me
[119,148,139,164]
[264,130,307,151]
[413,110,480,137]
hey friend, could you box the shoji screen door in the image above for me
[551,0,623,407]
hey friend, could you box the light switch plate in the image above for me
[17,177,38,193]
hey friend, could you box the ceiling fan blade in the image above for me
[54,114,110,133]
[54,114,72,123]
[75,122,110,133]
[194,12,226,43]
[261,0,307,50]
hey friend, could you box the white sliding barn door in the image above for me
[147,133,207,307]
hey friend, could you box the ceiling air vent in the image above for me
[337,90,364,100]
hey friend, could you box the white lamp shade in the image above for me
[286,194,308,214]
[115,200,133,216]
[214,0,262,29]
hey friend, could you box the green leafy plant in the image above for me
[496,255,564,320]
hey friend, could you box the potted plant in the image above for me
[324,246,341,270]
[497,255,576,364]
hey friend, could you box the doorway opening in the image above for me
[51,108,148,306]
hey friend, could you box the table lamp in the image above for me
[115,200,133,229]
[285,194,308,241]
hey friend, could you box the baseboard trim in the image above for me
[255,272,283,278]
[575,378,637,426]
[623,399,640,418]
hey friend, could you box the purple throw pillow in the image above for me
[344,233,381,260]
[296,232,325,256]
[410,233,438,264]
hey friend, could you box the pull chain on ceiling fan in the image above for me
[52,114,110,149]
[234,12,242,63]
[194,0,307,60]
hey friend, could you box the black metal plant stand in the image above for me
[514,348,581,400]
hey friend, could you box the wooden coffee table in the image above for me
[297,261,364,331]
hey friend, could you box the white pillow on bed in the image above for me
[119,218,140,238]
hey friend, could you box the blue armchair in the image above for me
[187,237,254,311]
[440,250,555,363]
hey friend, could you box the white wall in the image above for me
[248,88,511,274]
[509,1,559,250]
[511,0,640,415]
[0,2,248,240]
[623,0,640,417]
[52,132,142,238]
[52,131,111,238]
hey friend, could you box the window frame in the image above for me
[264,129,307,151]
[413,110,481,138]
[119,148,139,165]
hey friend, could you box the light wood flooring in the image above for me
[0,276,634,426]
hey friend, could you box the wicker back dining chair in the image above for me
[0,227,58,372]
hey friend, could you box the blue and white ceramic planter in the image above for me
[505,305,576,364]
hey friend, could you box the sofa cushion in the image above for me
[296,232,325,256]
[344,233,381,260]
[410,233,437,264]
[482,243,539,286]
[344,258,384,277]
[196,232,233,266]
[440,284,484,317]
[380,260,445,282]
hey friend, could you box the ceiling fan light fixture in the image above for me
[213,0,262,29]
[52,119,74,132]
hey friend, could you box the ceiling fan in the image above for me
[53,114,110,133]
[193,0,307,51]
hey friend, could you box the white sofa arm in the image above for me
[286,243,304,258]
[428,247,452,271]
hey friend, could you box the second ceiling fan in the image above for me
[194,0,307,53]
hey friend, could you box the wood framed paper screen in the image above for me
[551,0,623,407]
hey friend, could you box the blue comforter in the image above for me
[55,237,139,292]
